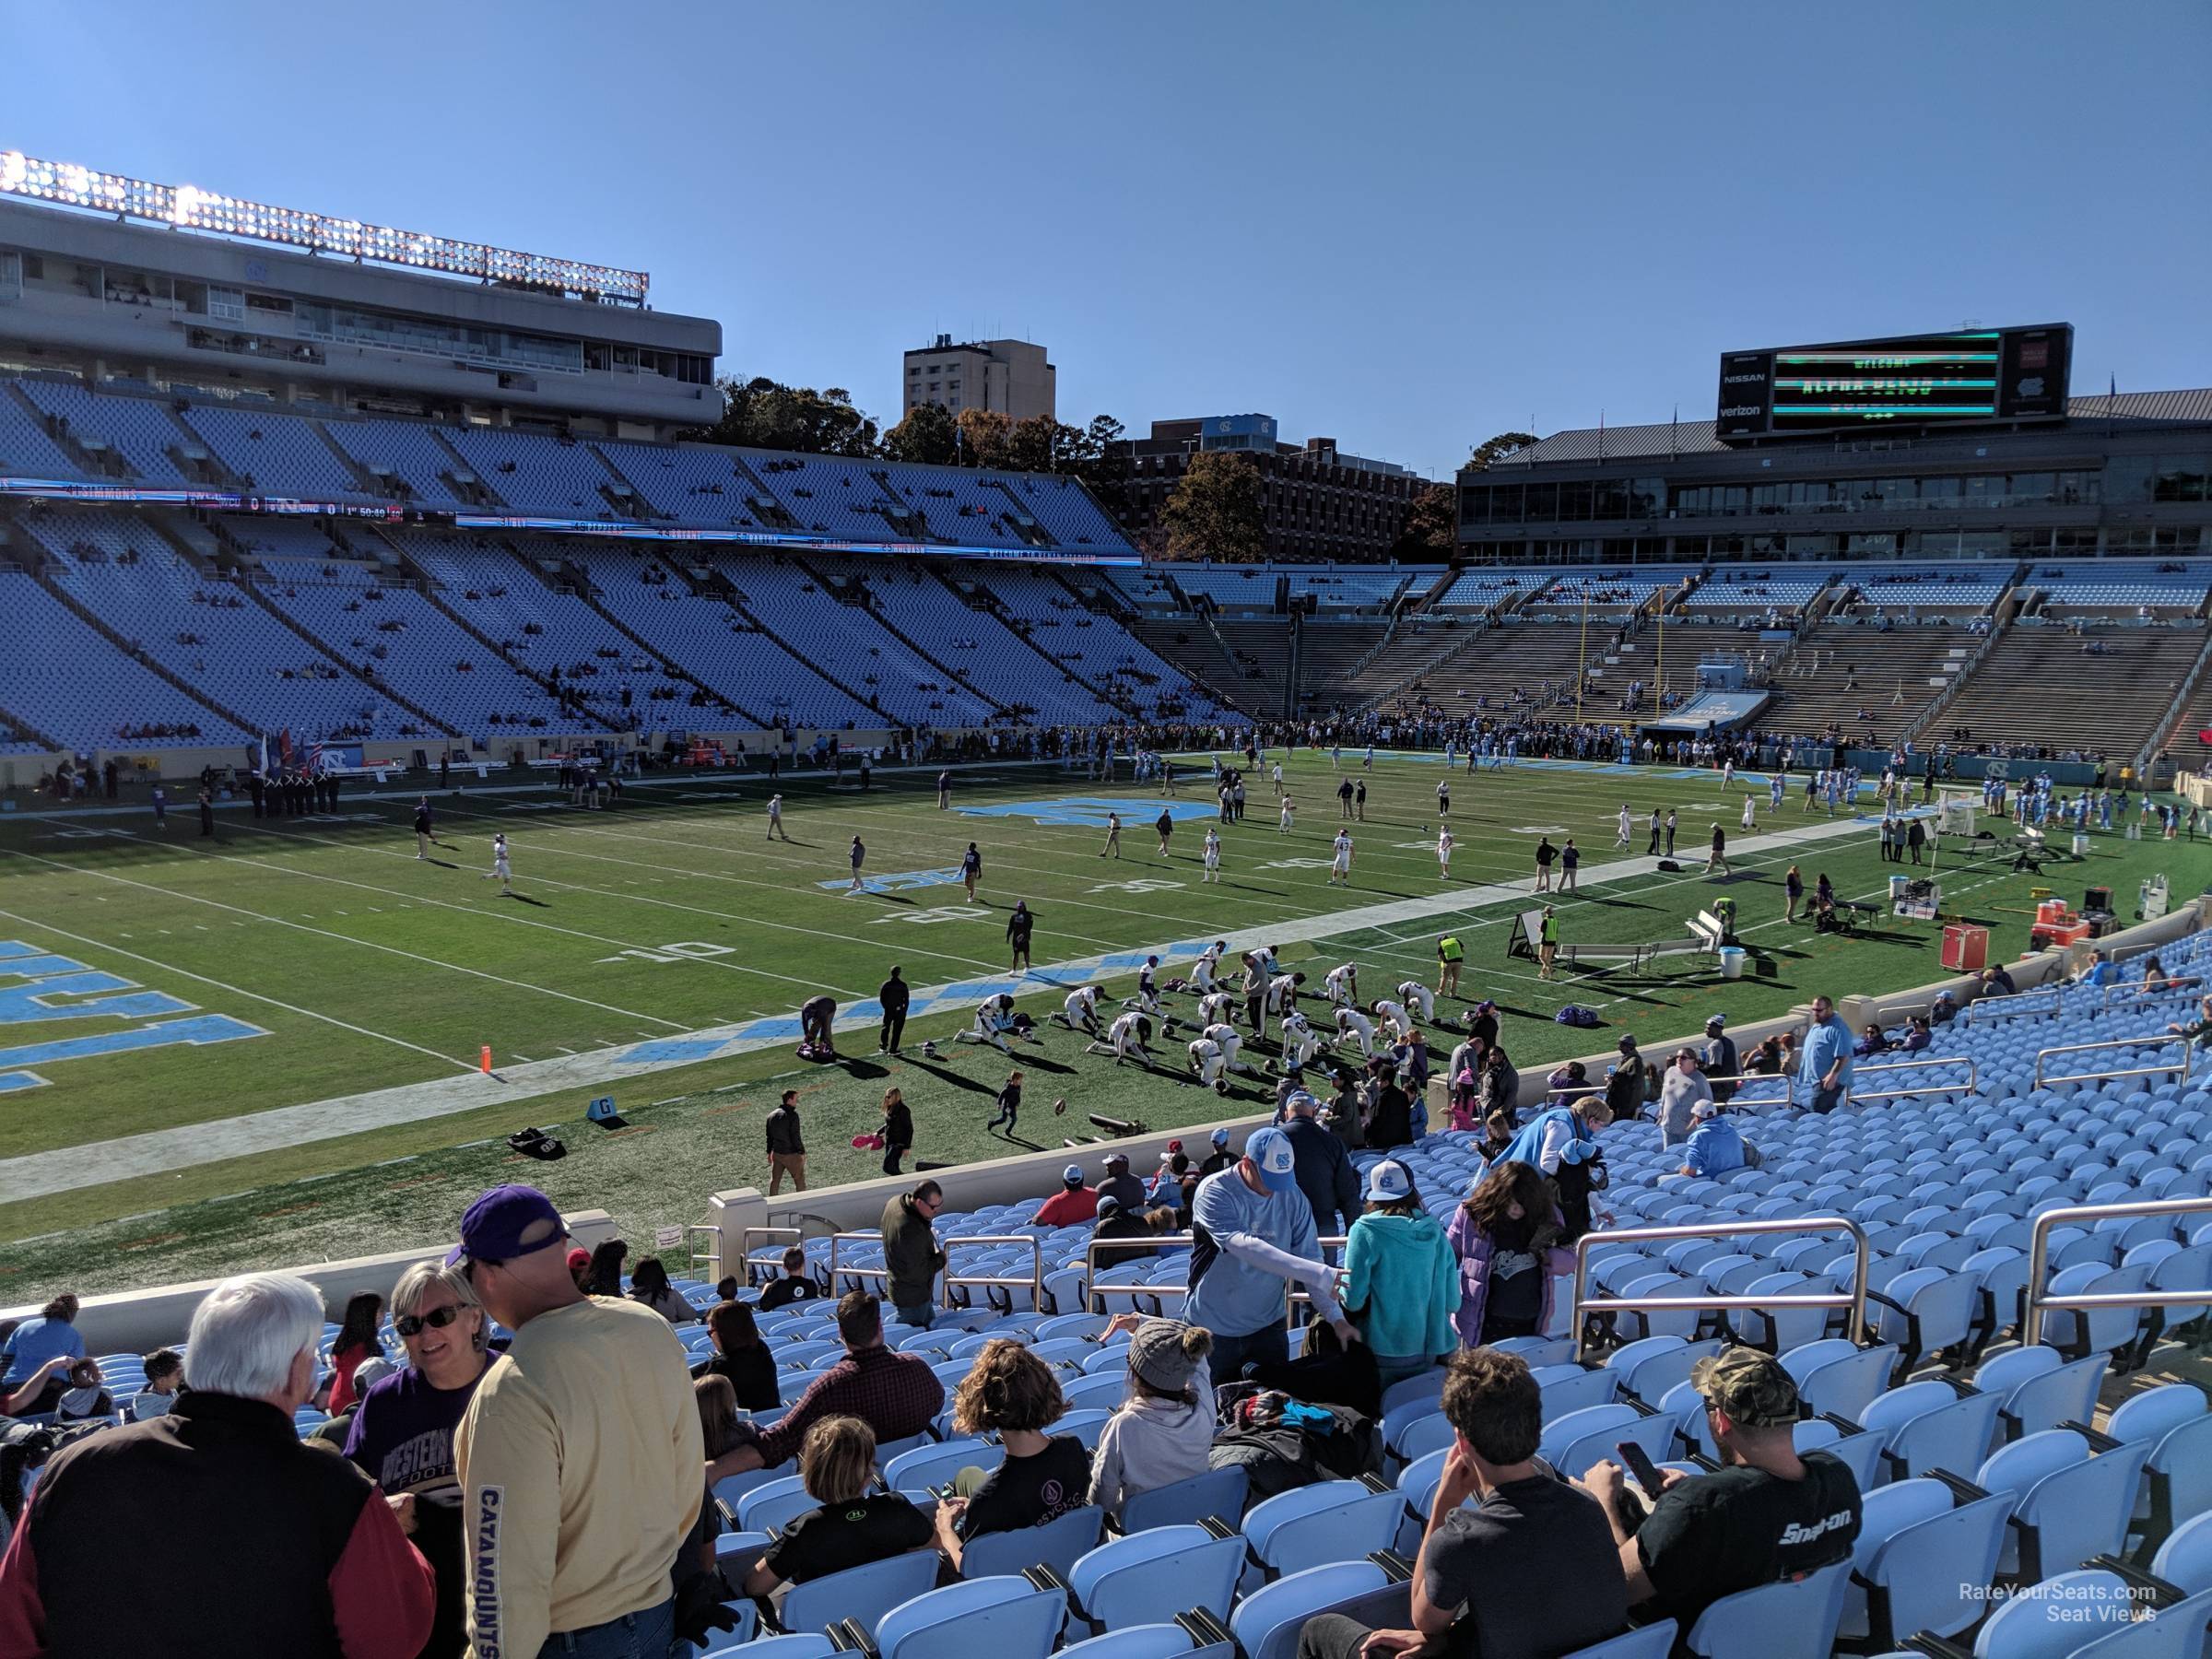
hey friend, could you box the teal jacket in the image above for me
[1342,1209,1459,1361]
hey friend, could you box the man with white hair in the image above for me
[0,1272,435,1657]
[452,1184,703,1659]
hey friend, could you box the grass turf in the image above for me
[0,751,2200,1301]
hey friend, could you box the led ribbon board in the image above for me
[0,150,649,304]
[1717,324,2071,441]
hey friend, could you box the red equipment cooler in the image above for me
[1942,924,1989,972]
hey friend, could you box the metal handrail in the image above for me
[1571,1215,1871,1362]
[1078,1232,1349,1324]
[940,1234,1044,1311]
[1845,1055,1979,1101]
[827,1230,890,1291]
[2033,1033,2196,1089]
[682,1223,724,1283]
[739,1226,804,1286]
[2101,977,2204,1010]
[2022,1197,2212,1347]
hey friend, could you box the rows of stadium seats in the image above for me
[1283,569,1433,610]
[729,557,1001,728]
[0,376,1140,558]
[256,569,605,738]
[2030,560,2212,614]
[1762,623,1980,742]
[979,569,1230,722]
[1430,567,1553,610]
[1174,568,1288,613]
[570,547,881,730]
[1530,566,1701,610]
[1684,567,1834,614]
[1834,562,2015,611]
[1934,626,2208,757]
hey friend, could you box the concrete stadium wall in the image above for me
[0,1211,620,1357]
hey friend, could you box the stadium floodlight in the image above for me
[0,150,649,304]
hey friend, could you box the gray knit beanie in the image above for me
[1128,1319,1213,1394]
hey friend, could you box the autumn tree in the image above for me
[1160,451,1267,563]
[1392,481,1459,558]
[954,407,1013,470]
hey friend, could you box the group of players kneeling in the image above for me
[940,943,1449,1100]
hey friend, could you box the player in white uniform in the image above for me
[1054,983,1104,1037]
[766,794,788,841]
[1122,955,1161,1016]
[1278,1010,1324,1068]
[1187,1036,1230,1093]
[1372,997,1411,1044]
[1437,827,1455,877]
[1202,827,1222,881]
[1192,940,1227,993]
[1721,759,1735,791]
[1394,979,1437,1023]
[1089,1010,1156,1065]
[1323,962,1359,1007]
[1332,1006,1376,1060]
[1741,793,1758,830]
[1198,989,1240,1029]
[956,992,1018,1051]
[1278,794,1294,833]
[1271,760,1285,796]
[484,832,512,893]
[1329,830,1353,885]
[1202,1020,1260,1079]
[1436,779,1451,819]
[1616,804,1632,848]
[1265,971,1304,1036]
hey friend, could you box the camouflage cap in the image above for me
[1688,1347,1800,1429]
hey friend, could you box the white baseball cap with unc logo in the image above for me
[1243,1126,1298,1192]
[1364,1160,1414,1204]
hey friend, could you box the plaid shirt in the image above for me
[753,1345,946,1468]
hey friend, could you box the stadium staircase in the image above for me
[1124,615,1249,714]
[3,382,120,479]
[1212,618,1296,717]
[384,543,600,724]
[2142,629,2212,772]
[1898,618,2010,748]
[235,577,463,741]
[1763,623,1986,747]
[28,563,265,740]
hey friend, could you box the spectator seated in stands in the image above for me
[0,1296,85,1417]
[627,1256,696,1325]
[691,1300,779,1411]
[1855,1022,1891,1058]
[756,1246,819,1312]
[1299,1349,1627,1659]
[49,1361,113,1425]
[1088,1315,1216,1516]
[1577,1347,1862,1636]
[709,1291,944,1477]
[127,1347,184,1421]
[1900,1015,1934,1053]
[1674,1100,1747,1180]
[0,1272,435,1656]
[736,1415,931,1606]
[933,1339,1091,1571]
[1091,1193,1159,1262]
[1030,1163,1100,1229]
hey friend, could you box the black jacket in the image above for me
[882,1100,914,1151]
[878,976,911,1015]
[1281,1114,1359,1236]
[765,1105,806,1157]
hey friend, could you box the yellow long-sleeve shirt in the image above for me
[455,1297,703,1658]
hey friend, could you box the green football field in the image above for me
[0,750,2201,1302]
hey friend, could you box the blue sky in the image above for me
[5,0,2207,478]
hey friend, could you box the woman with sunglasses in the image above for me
[344,1260,494,1659]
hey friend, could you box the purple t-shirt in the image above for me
[341,1362,484,1500]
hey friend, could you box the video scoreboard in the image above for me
[1717,324,2071,441]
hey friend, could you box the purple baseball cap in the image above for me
[448,1184,568,1267]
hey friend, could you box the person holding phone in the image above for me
[1295,1349,1624,1659]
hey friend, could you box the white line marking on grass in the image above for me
[0,847,690,1032]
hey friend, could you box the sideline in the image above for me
[0,805,1895,1204]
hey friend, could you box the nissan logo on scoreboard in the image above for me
[1715,351,1774,439]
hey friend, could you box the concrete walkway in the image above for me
[0,804,1896,1204]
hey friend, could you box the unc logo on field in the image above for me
[958,797,1217,829]
[0,939,266,1095]
[815,867,965,895]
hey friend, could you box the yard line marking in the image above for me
[0,846,689,1032]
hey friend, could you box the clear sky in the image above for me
[5,0,2207,477]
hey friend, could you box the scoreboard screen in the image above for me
[1717,324,2071,441]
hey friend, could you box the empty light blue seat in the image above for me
[1969,1568,2137,1658]
[1683,1558,1850,1659]
[1068,1525,1243,1630]
[1784,1340,1899,1423]
[737,1475,821,1534]
[1566,1624,1676,1659]
[1241,1479,1401,1582]
[877,1577,1065,1659]
[959,1505,1102,1579]
[777,1550,944,1639]
[885,1438,997,1495]
[1977,1429,2150,1580]
[2150,1508,2212,1593]
[1837,1484,2011,1649]
[1057,1626,1195,1659]
[701,1634,830,1659]
[1120,1465,1248,1533]
[1861,1381,2006,1483]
